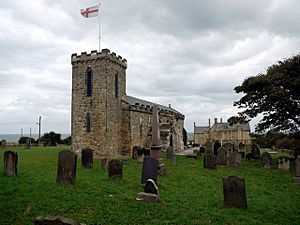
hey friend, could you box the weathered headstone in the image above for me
[56,150,77,185]
[34,216,83,225]
[223,175,247,208]
[216,147,227,165]
[278,157,290,171]
[171,155,177,166]
[203,153,216,169]
[1,140,7,149]
[4,151,18,176]
[261,152,272,169]
[141,157,158,184]
[293,155,300,183]
[144,148,151,157]
[137,147,144,164]
[100,158,108,170]
[251,144,261,159]
[227,151,242,168]
[213,141,221,155]
[108,159,123,179]
[81,148,93,169]
[132,146,139,159]
[223,142,235,153]
[166,146,174,160]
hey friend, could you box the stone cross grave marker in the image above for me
[150,105,162,159]
[293,155,300,183]
[56,150,77,185]
[141,157,159,184]
[278,157,290,171]
[216,147,227,165]
[227,151,242,168]
[108,159,123,179]
[81,148,93,169]
[203,152,216,169]
[4,151,18,176]
[261,152,272,169]
[223,175,247,208]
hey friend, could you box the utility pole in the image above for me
[29,127,32,149]
[37,116,42,140]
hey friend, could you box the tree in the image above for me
[39,131,61,146]
[233,54,300,133]
[18,137,35,144]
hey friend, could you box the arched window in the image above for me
[86,112,91,132]
[86,66,93,97]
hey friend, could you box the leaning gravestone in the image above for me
[81,148,93,169]
[141,157,159,184]
[261,152,272,169]
[223,175,247,208]
[137,179,160,203]
[144,179,159,195]
[278,157,290,171]
[34,216,83,225]
[293,155,300,183]
[227,151,242,168]
[108,159,123,179]
[216,147,227,165]
[4,151,18,176]
[203,153,216,169]
[56,150,77,185]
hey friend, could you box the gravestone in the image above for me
[199,146,205,154]
[227,151,242,168]
[144,148,151,157]
[81,148,93,169]
[1,140,7,149]
[203,153,216,169]
[278,157,290,171]
[132,146,139,159]
[101,158,108,169]
[56,150,77,185]
[213,141,221,155]
[193,150,200,156]
[108,159,123,179]
[141,157,159,184]
[293,155,300,183]
[223,143,235,153]
[34,216,82,225]
[144,179,159,195]
[223,175,247,208]
[137,147,144,164]
[261,152,272,169]
[4,151,18,176]
[251,144,261,159]
[216,147,227,165]
[150,105,162,159]
[166,146,174,160]
[171,155,177,166]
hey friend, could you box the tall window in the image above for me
[86,112,91,132]
[115,72,119,98]
[86,66,93,97]
[139,115,144,138]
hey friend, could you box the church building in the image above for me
[71,49,185,157]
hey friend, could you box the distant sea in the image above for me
[0,134,71,143]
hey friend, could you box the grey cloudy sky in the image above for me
[0,0,299,135]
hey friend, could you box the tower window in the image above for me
[86,66,93,97]
[86,112,91,132]
[115,72,119,98]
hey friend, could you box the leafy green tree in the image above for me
[233,54,300,133]
[61,136,72,145]
[39,131,61,146]
[18,137,35,144]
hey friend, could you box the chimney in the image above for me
[169,104,171,108]
[194,122,196,127]
[214,118,218,124]
[220,118,223,123]
[208,118,211,128]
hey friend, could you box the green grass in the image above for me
[0,147,299,225]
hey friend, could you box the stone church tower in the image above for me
[71,49,127,157]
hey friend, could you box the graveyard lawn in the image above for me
[0,147,299,225]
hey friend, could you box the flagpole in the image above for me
[98,3,101,52]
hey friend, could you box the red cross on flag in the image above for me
[80,4,100,18]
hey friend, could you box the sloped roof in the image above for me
[212,122,250,131]
[124,95,184,116]
[194,126,210,133]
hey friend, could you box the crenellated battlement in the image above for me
[71,49,127,68]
